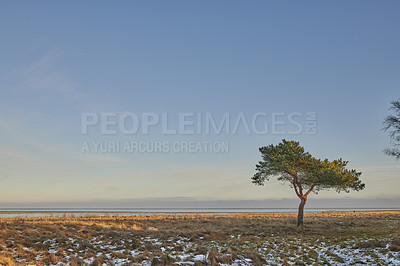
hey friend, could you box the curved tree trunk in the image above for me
[297,197,307,226]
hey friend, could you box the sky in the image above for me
[0,1,399,208]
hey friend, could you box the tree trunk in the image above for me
[297,197,307,226]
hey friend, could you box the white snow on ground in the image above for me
[3,234,400,265]
[193,254,206,261]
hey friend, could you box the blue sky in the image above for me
[0,1,399,207]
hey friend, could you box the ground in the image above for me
[0,211,399,265]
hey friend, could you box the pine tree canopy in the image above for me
[252,139,365,196]
[383,99,400,159]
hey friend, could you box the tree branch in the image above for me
[304,185,315,197]
[292,182,301,198]
[296,178,303,196]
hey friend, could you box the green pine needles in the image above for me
[252,139,365,225]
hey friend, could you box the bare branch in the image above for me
[304,185,315,196]
[292,182,301,198]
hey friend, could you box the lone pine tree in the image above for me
[383,99,400,159]
[252,139,365,225]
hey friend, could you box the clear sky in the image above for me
[1,1,399,208]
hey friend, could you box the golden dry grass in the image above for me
[0,211,399,265]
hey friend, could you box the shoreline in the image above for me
[0,210,399,218]
[0,208,399,214]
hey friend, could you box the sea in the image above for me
[0,208,399,218]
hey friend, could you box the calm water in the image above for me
[0,208,398,218]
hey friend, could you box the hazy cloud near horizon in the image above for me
[1,197,399,209]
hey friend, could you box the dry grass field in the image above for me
[0,211,399,265]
